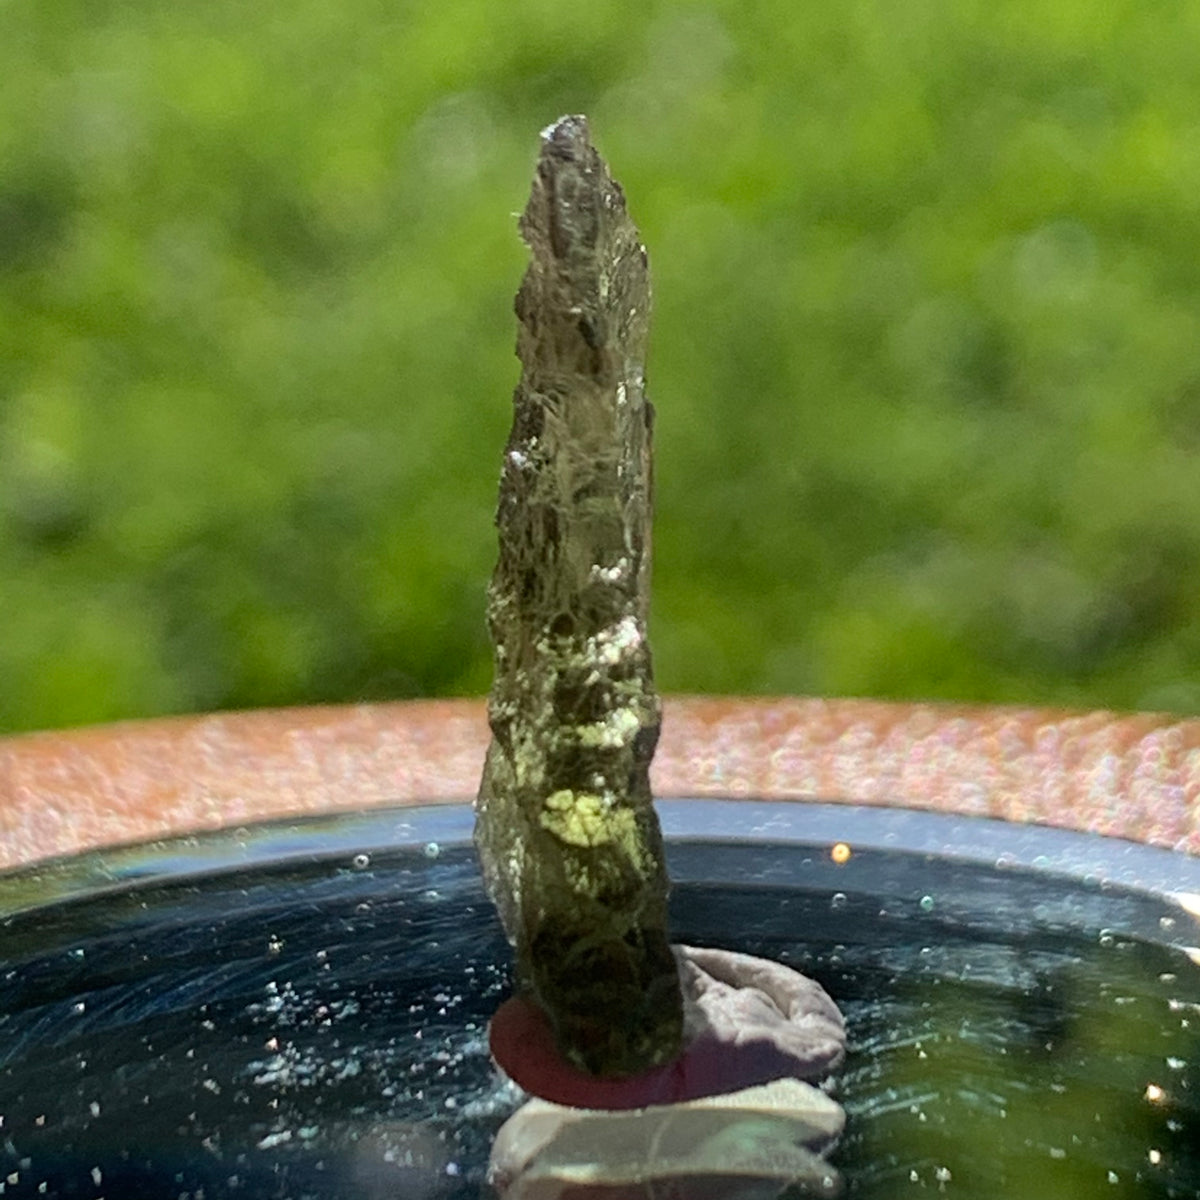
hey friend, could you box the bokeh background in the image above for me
[3,0,1199,734]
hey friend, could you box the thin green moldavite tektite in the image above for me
[475,115,684,1077]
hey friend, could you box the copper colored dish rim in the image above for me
[1,695,1198,871]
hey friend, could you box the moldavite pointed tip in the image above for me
[539,113,591,148]
[476,117,683,1078]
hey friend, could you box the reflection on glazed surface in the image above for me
[0,816,1197,1197]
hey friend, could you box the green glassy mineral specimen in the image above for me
[476,115,684,1077]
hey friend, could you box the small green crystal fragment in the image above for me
[475,115,684,1077]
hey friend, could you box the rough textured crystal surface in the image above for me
[475,115,684,1077]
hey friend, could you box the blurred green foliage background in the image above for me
[3,0,1199,734]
